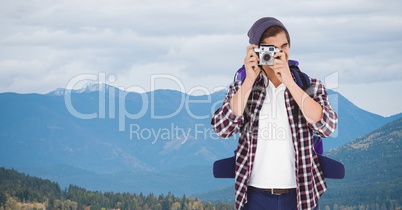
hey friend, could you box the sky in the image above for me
[0,0,401,117]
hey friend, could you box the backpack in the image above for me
[213,60,344,179]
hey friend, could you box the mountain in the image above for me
[0,84,400,196]
[323,89,399,151]
[197,117,402,209]
[318,116,402,208]
[0,87,234,195]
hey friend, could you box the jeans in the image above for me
[242,187,319,210]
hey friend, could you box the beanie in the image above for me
[247,17,290,45]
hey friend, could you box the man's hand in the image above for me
[272,51,294,87]
[244,45,261,83]
[229,45,262,117]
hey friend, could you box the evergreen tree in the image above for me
[0,193,6,208]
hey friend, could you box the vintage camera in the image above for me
[254,45,281,66]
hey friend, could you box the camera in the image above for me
[254,45,280,66]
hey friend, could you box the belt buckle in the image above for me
[271,189,282,195]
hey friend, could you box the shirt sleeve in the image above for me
[308,78,338,137]
[211,81,245,139]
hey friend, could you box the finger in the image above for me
[246,45,259,59]
[246,50,254,59]
[245,55,259,67]
[246,44,258,52]
[244,54,258,64]
[246,50,259,61]
[249,61,259,71]
[274,69,283,81]
[274,54,287,66]
[274,52,285,61]
[246,58,260,72]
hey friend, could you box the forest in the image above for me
[1,166,401,210]
[0,167,235,210]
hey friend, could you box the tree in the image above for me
[5,197,18,210]
[170,202,181,210]
[0,193,6,208]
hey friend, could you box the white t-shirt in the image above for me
[248,81,297,189]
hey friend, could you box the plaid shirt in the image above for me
[211,72,338,210]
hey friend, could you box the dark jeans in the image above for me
[242,187,319,210]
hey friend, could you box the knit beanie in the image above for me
[247,17,290,45]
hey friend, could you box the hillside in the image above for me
[0,167,61,204]
[0,86,400,197]
[0,167,235,210]
[319,117,402,209]
[197,117,402,209]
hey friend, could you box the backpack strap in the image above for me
[289,64,310,91]
[313,135,324,155]
[234,65,246,83]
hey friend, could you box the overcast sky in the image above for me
[1,0,401,117]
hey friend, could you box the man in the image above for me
[211,17,338,210]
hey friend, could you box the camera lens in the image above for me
[262,53,271,61]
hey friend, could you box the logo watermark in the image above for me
[129,123,220,144]
[62,70,339,142]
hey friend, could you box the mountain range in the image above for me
[0,83,401,197]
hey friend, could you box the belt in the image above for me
[248,186,296,195]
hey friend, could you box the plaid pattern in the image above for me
[211,73,338,210]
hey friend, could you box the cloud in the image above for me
[0,0,401,95]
